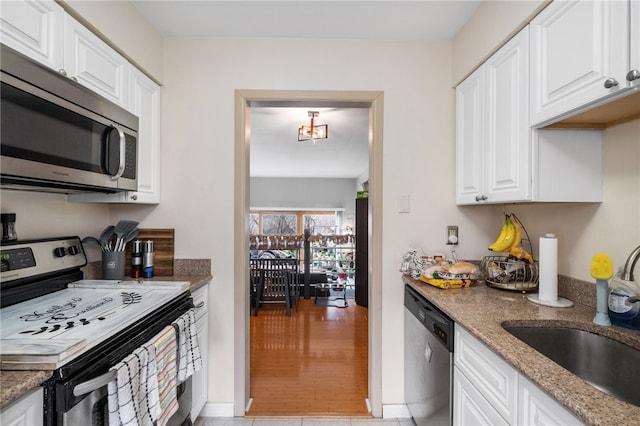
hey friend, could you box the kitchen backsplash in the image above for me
[82,259,211,279]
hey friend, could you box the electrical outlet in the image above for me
[447,225,459,245]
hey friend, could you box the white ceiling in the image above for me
[131,0,481,178]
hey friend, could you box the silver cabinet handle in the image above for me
[58,69,67,76]
[71,76,78,82]
[475,195,488,202]
[130,194,138,201]
[627,70,640,82]
[604,78,619,89]
[195,301,205,309]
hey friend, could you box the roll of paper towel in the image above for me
[538,233,558,302]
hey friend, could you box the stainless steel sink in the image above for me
[503,325,640,407]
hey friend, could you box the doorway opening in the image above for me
[234,89,384,417]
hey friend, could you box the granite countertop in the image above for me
[403,275,640,426]
[0,268,212,410]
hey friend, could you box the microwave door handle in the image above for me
[73,370,117,397]
[109,124,126,181]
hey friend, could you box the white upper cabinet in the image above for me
[126,67,161,203]
[1,0,129,108]
[530,0,634,127]
[2,0,162,204]
[63,13,129,108]
[456,27,531,205]
[0,0,64,70]
[456,23,603,205]
[68,67,162,204]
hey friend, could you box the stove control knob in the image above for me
[54,247,67,258]
[68,245,80,255]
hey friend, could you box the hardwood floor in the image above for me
[248,297,369,417]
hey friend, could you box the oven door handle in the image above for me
[73,370,117,397]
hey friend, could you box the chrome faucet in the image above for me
[620,245,640,281]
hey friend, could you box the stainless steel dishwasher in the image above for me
[404,284,454,426]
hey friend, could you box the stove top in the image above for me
[1,280,189,369]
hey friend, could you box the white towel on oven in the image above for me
[172,308,202,383]
[107,343,160,426]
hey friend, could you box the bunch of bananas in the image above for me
[488,213,534,263]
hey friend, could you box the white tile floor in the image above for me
[195,418,415,426]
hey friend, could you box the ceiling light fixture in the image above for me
[298,111,328,142]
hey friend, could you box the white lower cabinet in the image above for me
[191,284,209,421]
[453,326,584,426]
[454,326,518,424]
[518,376,584,426]
[0,387,43,426]
[453,366,509,426]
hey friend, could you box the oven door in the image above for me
[43,293,193,426]
[61,376,191,426]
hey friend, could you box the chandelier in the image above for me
[298,111,328,142]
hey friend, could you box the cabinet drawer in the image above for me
[453,366,509,426]
[191,285,209,321]
[454,326,518,423]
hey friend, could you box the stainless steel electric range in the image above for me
[1,236,193,426]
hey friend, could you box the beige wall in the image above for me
[153,36,467,408]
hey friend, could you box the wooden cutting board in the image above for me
[125,228,175,276]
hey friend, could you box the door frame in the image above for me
[233,89,384,417]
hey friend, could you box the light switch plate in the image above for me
[398,194,410,213]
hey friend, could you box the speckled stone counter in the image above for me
[0,259,212,410]
[403,275,640,426]
[0,370,51,409]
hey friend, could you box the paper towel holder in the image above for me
[527,233,573,308]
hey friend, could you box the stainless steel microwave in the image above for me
[0,44,138,194]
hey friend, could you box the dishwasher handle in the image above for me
[417,304,448,326]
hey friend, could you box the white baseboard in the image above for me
[197,402,411,419]
[382,404,411,418]
[198,402,235,418]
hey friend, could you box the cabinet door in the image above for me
[518,376,584,425]
[454,327,518,424]
[191,285,208,420]
[0,387,43,426]
[630,0,640,89]
[127,67,161,203]
[455,66,485,205]
[530,0,629,126]
[453,366,509,426]
[68,67,161,204]
[483,26,530,203]
[0,0,64,70]
[192,312,208,420]
[63,13,129,107]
